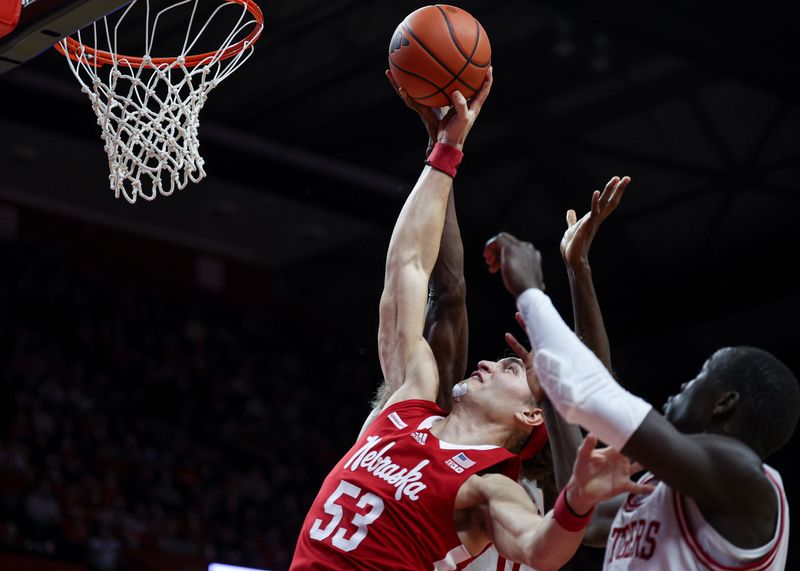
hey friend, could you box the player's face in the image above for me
[662,352,726,433]
[456,357,531,408]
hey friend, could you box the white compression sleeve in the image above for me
[516,288,652,451]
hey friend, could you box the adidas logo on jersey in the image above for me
[411,431,428,445]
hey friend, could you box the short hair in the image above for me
[714,347,800,458]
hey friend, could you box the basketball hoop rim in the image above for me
[53,0,263,68]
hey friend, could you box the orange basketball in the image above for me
[388,5,491,108]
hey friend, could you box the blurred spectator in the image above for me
[22,480,63,541]
[88,523,120,571]
[0,241,377,570]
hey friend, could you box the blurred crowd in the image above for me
[0,241,377,571]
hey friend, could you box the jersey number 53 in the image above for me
[309,480,385,552]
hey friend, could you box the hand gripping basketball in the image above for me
[435,66,492,150]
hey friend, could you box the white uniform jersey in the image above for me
[462,479,543,571]
[604,465,789,570]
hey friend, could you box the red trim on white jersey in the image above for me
[622,473,658,513]
[673,470,785,571]
[494,556,522,571]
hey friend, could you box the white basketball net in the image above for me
[57,0,262,203]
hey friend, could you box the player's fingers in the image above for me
[402,90,419,109]
[418,106,438,125]
[441,105,458,124]
[515,311,526,330]
[495,231,521,246]
[450,90,468,116]
[469,66,493,111]
[386,71,407,102]
[591,189,601,217]
[504,333,530,360]
[601,176,619,200]
[608,175,630,208]
[483,236,500,256]
[483,240,501,273]
[484,233,516,256]
[578,433,599,458]
[566,209,578,227]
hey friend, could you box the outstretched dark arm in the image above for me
[425,190,468,412]
[529,178,629,519]
[361,188,467,435]
[559,178,629,545]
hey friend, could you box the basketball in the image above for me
[388,5,491,108]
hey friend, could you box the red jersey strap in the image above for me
[372,398,447,432]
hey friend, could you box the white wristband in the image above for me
[517,288,652,451]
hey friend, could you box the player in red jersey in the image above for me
[290,69,652,570]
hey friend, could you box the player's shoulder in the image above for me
[686,434,774,495]
[687,433,760,464]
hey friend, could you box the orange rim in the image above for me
[54,0,263,68]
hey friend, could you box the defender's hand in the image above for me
[385,69,445,155]
[565,434,654,514]
[483,231,544,298]
[505,312,543,403]
[561,176,629,269]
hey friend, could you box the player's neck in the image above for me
[429,406,507,447]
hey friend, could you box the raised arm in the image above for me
[487,232,786,550]
[560,176,628,373]
[379,71,492,409]
[426,190,468,412]
[360,75,470,437]
[388,70,470,410]
[557,176,630,544]
[500,175,630,502]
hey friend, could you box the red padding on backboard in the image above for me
[0,0,21,39]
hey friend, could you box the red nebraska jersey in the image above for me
[291,399,520,570]
[604,466,789,570]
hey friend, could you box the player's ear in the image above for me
[713,390,740,416]
[515,406,543,429]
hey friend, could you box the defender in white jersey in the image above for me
[604,465,788,570]
[486,232,800,570]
